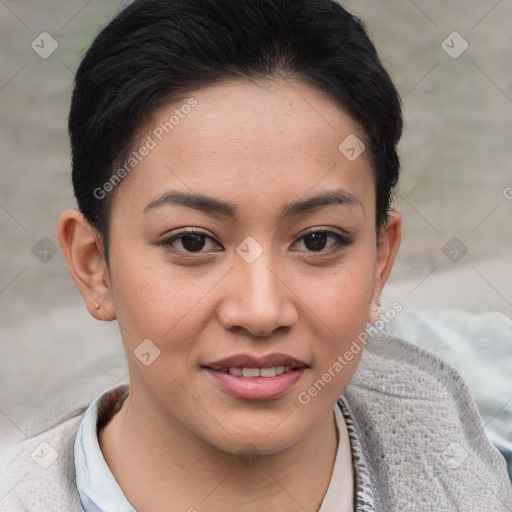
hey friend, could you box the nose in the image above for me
[217,250,298,338]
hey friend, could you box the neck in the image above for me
[99,385,340,512]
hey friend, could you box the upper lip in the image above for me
[204,353,309,371]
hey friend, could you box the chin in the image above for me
[205,419,308,458]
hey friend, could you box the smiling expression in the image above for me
[92,77,396,455]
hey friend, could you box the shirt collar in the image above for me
[338,396,376,512]
[74,384,134,512]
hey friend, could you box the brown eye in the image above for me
[294,229,353,254]
[159,230,222,254]
[303,232,328,252]
[180,233,207,252]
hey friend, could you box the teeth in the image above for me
[223,366,295,378]
[260,367,277,377]
[242,368,260,378]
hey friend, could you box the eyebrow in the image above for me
[143,188,363,219]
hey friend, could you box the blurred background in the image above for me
[1,0,511,433]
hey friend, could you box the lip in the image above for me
[202,353,309,401]
[205,353,308,371]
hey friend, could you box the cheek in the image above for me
[304,246,376,317]
[107,238,213,348]
[108,224,376,351]
[298,246,376,359]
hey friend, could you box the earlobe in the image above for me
[58,209,116,321]
[368,211,402,323]
[368,299,382,324]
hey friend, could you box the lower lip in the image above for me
[204,368,306,400]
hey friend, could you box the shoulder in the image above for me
[351,327,466,398]
[0,411,85,512]
[344,329,512,512]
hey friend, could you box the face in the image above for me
[79,79,399,455]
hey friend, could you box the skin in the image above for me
[59,78,401,511]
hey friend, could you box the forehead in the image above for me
[111,78,375,220]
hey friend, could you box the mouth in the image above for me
[214,366,297,377]
[202,353,309,400]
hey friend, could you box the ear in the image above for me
[368,210,402,323]
[58,209,116,321]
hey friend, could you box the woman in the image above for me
[1,0,511,510]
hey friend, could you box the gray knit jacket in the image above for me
[1,331,511,511]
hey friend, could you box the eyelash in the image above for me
[158,228,353,257]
